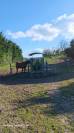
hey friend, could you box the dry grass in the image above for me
[0,60,74,133]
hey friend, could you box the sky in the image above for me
[0,0,74,57]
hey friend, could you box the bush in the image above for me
[31,58,43,71]
[64,39,74,59]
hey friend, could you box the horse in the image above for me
[16,60,30,73]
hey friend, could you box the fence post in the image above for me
[10,63,12,74]
[28,64,30,72]
[46,61,48,72]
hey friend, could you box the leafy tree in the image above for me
[65,39,74,59]
[43,49,52,57]
[0,32,23,64]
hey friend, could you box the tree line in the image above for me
[65,39,74,59]
[0,32,23,64]
[43,39,74,59]
[0,31,74,65]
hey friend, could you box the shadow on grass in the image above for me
[13,83,74,116]
[0,60,74,85]
[0,71,74,85]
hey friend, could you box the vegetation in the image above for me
[31,58,44,71]
[65,39,74,59]
[0,34,74,132]
[0,32,23,65]
[0,53,74,133]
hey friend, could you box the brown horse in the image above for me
[16,60,30,73]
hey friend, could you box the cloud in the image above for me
[6,13,74,42]
[56,13,74,40]
[68,22,74,34]
[56,13,74,22]
[62,22,74,40]
[24,23,60,41]
[34,48,44,53]
[56,14,67,21]
[6,30,26,39]
[6,23,60,41]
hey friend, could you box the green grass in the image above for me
[44,54,65,64]
[0,56,74,133]
[0,78,74,133]
[0,63,15,74]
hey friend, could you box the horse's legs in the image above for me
[24,67,25,72]
[22,68,23,72]
[16,68,18,73]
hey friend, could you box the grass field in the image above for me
[0,57,74,133]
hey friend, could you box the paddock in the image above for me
[15,52,53,74]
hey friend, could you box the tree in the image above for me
[43,49,52,57]
[59,40,67,52]
[64,39,74,59]
[0,32,23,64]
